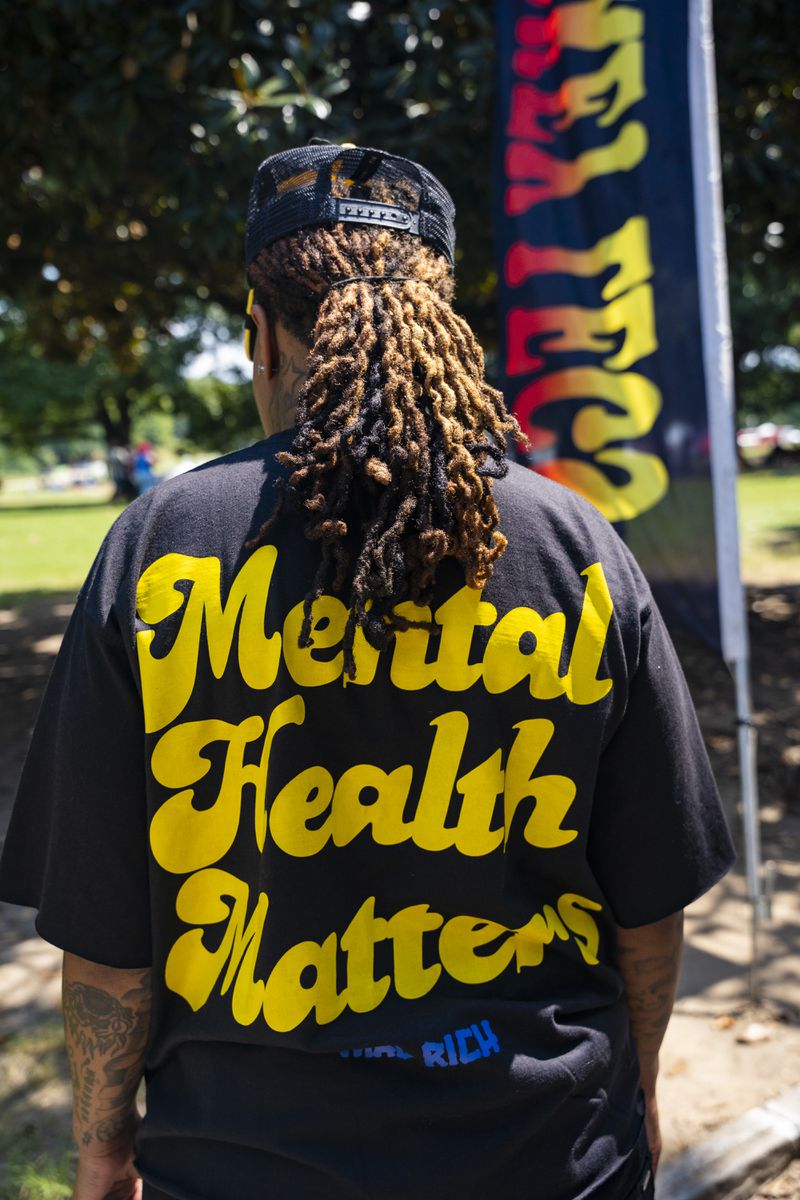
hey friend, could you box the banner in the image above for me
[494,0,731,650]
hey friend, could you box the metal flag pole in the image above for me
[733,662,768,1001]
[688,0,766,1002]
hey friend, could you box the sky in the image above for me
[181,326,251,380]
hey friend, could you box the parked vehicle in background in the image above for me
[737,423,800,468]
[41,459,109,491]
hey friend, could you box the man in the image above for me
[0,142,734,1199]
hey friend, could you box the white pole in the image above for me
[688,0,764,1000]
[733,661,766,1001]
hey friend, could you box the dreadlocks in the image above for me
[247,223,524,679]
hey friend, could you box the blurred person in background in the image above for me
[108,442,137,503]
[0,143,734,1200]
[132,440,157,495]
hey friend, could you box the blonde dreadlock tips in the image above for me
[247,223,524,679]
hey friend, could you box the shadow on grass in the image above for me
[672,584,800,811]
[0,593,80,838]
[0,588,80,612]
[764,525,800,557]
[0,592,77,678]
[0,1132,74,1200]
[0,1022,74,1200]
[0,500,122,514]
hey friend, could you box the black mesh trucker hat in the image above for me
[245,142,456,268]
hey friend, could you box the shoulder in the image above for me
[106,438,282,546]
[496,459,595,519]
[81,439,284,622]
[494,459,627,557]
[492,459,652,627]
[147,439,280,517]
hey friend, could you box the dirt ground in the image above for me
[1,583,799,1175]
[650,584,800,1160]
[752,1159,800,1199]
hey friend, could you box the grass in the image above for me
[0,469,797,609]
[0,496,122,607]
[738,469,800,583]
[0,1024,74,1200]
[0,1139,73,1200]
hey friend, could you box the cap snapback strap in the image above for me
[328,275,418,290]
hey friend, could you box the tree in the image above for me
[0,0,796,449]
[0,0,497,454]
[715,0,800,420]
[0,301,203,451]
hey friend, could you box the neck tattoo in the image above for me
[271,350,306,431]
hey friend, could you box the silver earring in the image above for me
[256,363,266,376]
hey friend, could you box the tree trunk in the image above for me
[97,391,136,501]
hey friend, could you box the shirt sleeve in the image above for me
[0,562,151,968]
[587,596,736,928]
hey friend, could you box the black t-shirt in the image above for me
[0,431,734,1200]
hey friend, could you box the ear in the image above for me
[251,303,278,377]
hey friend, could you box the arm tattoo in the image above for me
[63,982,138,1057]
[63,966,152,1151]
[616,913,683,1077]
